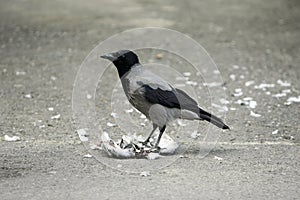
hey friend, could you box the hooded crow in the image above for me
[101,50,229,148]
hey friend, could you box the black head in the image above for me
[100,50,139,78]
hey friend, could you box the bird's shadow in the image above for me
[176,144,238,156]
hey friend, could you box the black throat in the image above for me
[112,51,139,78]
[113,60,134,78]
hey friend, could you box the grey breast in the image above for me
[121,75,152,118]
[120,65,173,118]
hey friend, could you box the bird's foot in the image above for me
[142,138,155,147]
[151,146,161,153]
[142,140,150,146]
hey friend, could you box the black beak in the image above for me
[100,52,118,61]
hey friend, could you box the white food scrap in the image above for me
[51,114,61,120]
[203,82,223,87]
[140,171,151,177]
[250,111,261,117]
[100,132,178,159]
[190,131,200,139]
[24,94,32,99]
[77,129,89,142]
[277,79,291,87]
[233,88,243,97]
[4,135,20,142]
[214,156,223,161]
[107,122,117,127]
[245,80,255,87]
[183,72,191,77]
[86,94,92,99]
[254,83,275,90]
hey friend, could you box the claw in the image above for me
[142,139,151,146]
[151,146,161,153]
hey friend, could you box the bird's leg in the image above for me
[142,124,158,145]
[154,125,166,149]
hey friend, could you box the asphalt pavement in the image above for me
[0,0,299,199]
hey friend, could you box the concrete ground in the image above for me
[0,0,299,199]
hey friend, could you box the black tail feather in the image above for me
[198,108,229,129]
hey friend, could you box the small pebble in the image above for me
[156,53,164,59]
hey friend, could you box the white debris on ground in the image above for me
[50,76,57,81]
[48,107,54,111]
[245,80,255,87]
[100,131,178,159]
[125,108,134,113]
[39,125,46,129]
[203,82,223,87]
[15,71,26,76]
[86,94,92,99]
[110,112,118,118]
[185,80,198,86]
[233,88,243,97]
[272,89,291,98]
[24,94,32,98]
[213,156,223,161]
[282,89,291,94]
[106,122,117,127]
[183,72,191,77]
[4,135,21,142]
[284,96,300,105]
[156,53,163,59]
[232,65,239,69]
[140,114,146,119]
[254,83,275,90]
[248,100,257,109]
[213,70,220,74]
[140,171,151,177]
[277,79,291,87]
[101,132,135,158]
[177,119,187,127]
[220,98,230,105]
[272,130,279,135]
[234,97,257,109]
[272,93,287,98]
[229,74,236,81]
[51,114,61,120]
[250,110,261,118]
[227,75,299,118]
[83,154,93,158]
[77,129,89,142]
[190,130,200,139]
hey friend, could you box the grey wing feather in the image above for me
[135,68,172,91]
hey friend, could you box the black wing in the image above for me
[141,84,230,129]
[142,84,198,110]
